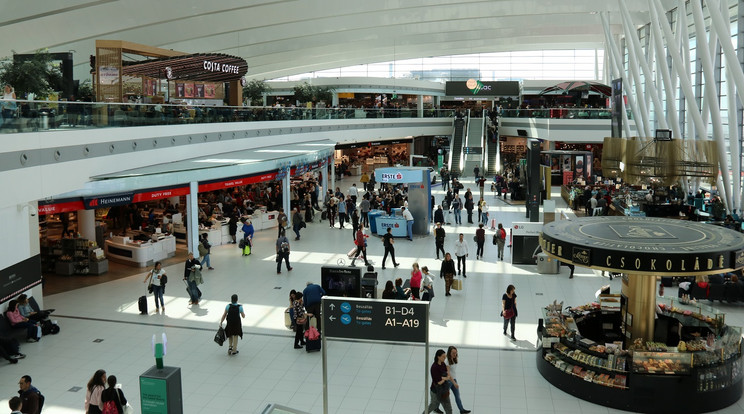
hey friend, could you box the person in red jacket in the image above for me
[350,224,369,267]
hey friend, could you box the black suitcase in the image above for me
[306,338,321,352]
[321,211,328,220]
[138,296,148,314]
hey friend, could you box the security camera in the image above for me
[17,203,37,216]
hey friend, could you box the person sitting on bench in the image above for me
[5,300,40,343]
[16,295,53,322]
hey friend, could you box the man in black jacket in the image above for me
[435,222,446,260]
[18,375,42,414]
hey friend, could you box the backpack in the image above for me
[280,241,289,253]
[499,228,507,240]
[102,399,117,414]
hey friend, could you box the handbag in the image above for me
[214,326,226,346]
[115,388,134,414]
[503,308,515,319]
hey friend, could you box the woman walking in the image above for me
[292,292,307,349]
[84,369,106,414]
[502,284,518,340]
[183,252,202,305]
[220,294,245,355]
[440,253,456,296]
[447,346,471,414]
[410,262,423,299]
[100,375,128,414]
[421,266,435,302]
[424,349,453,414]
[475,223,485,260]
[144,261,167,312]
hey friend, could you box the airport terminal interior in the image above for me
[4,1,744,414]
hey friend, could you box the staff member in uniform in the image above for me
[402,206,414,241]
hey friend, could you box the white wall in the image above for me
[500,118,638,142]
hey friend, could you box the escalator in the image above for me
[449,117,466,175]
[486,114,500,176]
[462,117,484,177]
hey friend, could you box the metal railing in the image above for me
[500,107,632,120]
[0,100,456,134]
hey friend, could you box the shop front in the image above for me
[537,217,744,413]
[335,138,413,177]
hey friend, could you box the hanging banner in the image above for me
[198,172,278,193]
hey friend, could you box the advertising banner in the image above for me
[375,168,424,183]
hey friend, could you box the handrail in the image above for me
[500,107,631,120]
[482,109,489,174]
[459,110,470,175]
[0,99,456,134]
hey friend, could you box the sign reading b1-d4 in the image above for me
[322,297,428,343]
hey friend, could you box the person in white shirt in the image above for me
[453,233,469,277]
[348,183,359,204]
[401,207,414,241]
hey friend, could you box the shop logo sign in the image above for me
[609,224,676,239]
[466,78,491,95]
[572,247,591,265]
[380,222,400,229]
[734,250,744,267]
[380,172,403,182]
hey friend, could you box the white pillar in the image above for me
[417,95,424,118]
[620,10,653,137]
[649,0,708,142]
[691,0,732,211]
[186,181,200,258]
[332,93,339,107]
[78,209,96,243]
[650,14,681,138]
[601,12,640,139]
[283,174,291,216]
[262,94,267,107]
[330,163,335,198]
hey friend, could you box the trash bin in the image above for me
[40,111,49,130]
[361,273,378,299]
[536,253,559,274]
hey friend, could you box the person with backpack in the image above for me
[100,375,128,414]
[495,223,507,261]
[275,229,293,274]
[17,375,43,414]
[220,294,245,356]
[198,233,214,270]
[84,369,106,414]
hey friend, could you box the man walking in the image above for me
[454,233,469,277]
[276,208,288,237]
[17,375,41,414]
[435,222,446,259]
[348,183,359,204]
[360,195,370,227]
[464,190,474,224]
[303,281,326,333]
[495,223,507,260]
[381,227,400,269]
[401,206,414,241]
[275,229,293,274]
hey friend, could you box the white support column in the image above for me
[601,12,638,138]
[620,2,670,133]
[728,71,741,212]
[186,181,199,258]
[691,0,732,212]
[417,95,424,118]
[332,93,339,107]
[621,19,653,138]
[649,0,708,142]
[708,0,744,115]
[650,15,681,138]
[78,209,96,243]
[283,174,291,218]
[676,0,694,141]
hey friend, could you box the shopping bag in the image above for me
[451,279,463,290]
[214,326,226,346]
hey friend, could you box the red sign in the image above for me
[38,200,85,216]
[198,172,278,193]
[133,186,190,203]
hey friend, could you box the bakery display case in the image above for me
[631,351,692,375]
[537,299,743,413]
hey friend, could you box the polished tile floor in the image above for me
[4,176,744,413]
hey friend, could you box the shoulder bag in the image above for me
[115,388,134,414]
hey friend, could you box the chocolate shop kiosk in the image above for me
[537,216,744,413]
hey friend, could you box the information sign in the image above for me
[322,297,428,343]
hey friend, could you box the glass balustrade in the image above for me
[0,100,456,133]
[500,108,632,120]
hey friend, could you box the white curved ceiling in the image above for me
[0,0,676,80]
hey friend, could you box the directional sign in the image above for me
[322,296,428,343]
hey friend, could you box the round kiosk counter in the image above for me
[537,217,744,414]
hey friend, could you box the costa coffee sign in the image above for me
[203,60,240,75]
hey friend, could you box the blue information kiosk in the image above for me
[373,167,431,236]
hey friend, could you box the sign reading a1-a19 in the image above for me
[322,297,428,343]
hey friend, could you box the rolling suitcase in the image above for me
[138,295,148,314]
[304,316,321,352]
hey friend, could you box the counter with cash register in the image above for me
[105,232,177,267]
